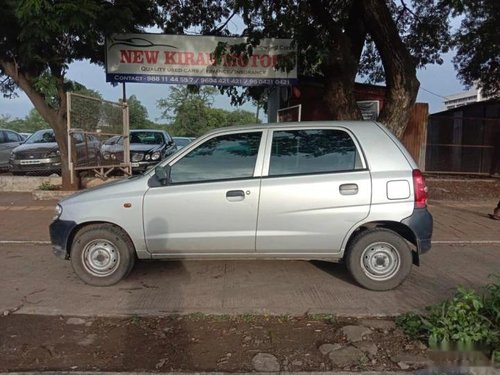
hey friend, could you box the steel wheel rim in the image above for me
[81,239,120,277]
[360,241,401,281]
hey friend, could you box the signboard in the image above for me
[356,100,380,120]
[106,33,297,86]
[277,105,302,122]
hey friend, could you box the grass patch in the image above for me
[38,181,60,191]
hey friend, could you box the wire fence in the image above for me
[67,93,130,183]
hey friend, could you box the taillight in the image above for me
[412,169,428,208]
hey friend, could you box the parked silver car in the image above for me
[50,121,432,290]
[9,129,101,175]
[0,129,24,172]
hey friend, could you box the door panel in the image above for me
[143,179,260,253]
[143,130,265,254]
[256,171,371,253]
[256,128,371,254]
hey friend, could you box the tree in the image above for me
[158,86,218,136]
[0,0,157,189]
[21,109,50,132]
[157,85,258,136]
[122,95,156,129]
[219,0,453,138]
[452,0,500,98]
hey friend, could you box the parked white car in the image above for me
[50,121,432,291]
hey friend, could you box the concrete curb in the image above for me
[32,190,75,200]
[1,368,498,375]
[0,176,61,192]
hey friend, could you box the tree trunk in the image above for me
[0,59,79,190]
[310,0,367,121]
[361,0,420,139]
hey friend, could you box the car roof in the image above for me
[202,121,380,136]
[130,129,163,133]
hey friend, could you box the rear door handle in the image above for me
[226,190,245,201]
[339,183,358,195]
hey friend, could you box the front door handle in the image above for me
[339,183,358,195]
[226,190,245,202]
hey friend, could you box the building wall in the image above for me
[426,100,500,175]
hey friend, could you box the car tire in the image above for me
[12,172,25,176]
[70,224,136,286]
[345,228,412,291]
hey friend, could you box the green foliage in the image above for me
[38,182,59,191]
[157,86,259,137]
[125,95,151,129]
[1,109,49,133]
[452,0,500,98]
[397,280,500,362]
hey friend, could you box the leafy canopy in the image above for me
[157,86,258,137]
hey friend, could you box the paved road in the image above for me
[0,193,499,317]
[1,242,499,317]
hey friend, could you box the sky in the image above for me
[0,52,466,121]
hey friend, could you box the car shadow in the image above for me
[309,260,356,285]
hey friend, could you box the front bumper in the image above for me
[10,157,61,173]
[401,208,433,254]
[49,219,77,259]
[131,160,159,172]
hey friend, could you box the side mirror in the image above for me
[155,164,171,186]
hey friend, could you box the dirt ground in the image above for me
[0,314,433,373]
[426,175,499,202]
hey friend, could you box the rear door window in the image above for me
[269,129,363,176]
[5,131,21,142]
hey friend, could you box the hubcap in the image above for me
[360,242,400,281]
[82,239,120,277]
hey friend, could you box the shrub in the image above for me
[397,277,500,362]
[38,182,59,191]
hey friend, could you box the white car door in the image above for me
[143,130,265,255]
[256,127,371,254]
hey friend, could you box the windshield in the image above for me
[25,129,56,144]
[130,131,164,145]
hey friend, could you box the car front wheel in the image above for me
[345,228,412,291]
[70,224,135,286]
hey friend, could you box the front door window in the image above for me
[170,132,262,184]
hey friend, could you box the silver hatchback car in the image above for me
[50,121,432,291]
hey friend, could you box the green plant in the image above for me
[397,280,500,363]
[426,287,489,345]
[38,182,59,191]
[308,313,336,324]
[130,315,141,326]
[395,312,425,339]
[240,313,256,323]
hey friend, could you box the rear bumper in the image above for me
[49,219,77,259]
[401,208,433,254]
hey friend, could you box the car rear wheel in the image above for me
[345,228,412,291]
[70,224,135,286]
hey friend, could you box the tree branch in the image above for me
[0,58,58,126]
[211,11,237,35]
